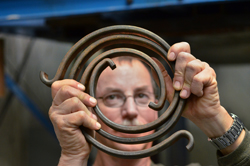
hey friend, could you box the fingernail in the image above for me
[168,52,176,60]
[174,81,181,89]
[96,122,101,129]
[180,89,188,98]
[89,97,97,104]
[77,84,85,91]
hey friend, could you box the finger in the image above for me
[180,60,205,99]
[51,79,85,99]
[190,63,216,97]
[66,111,101,130]
[167,42,191,61]
[173,52,196,91]
[50,111,101,132]
[51,97,97,119]
[152,57,174,102]
[53,85,97,107]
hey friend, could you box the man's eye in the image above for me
[137,93,148,98]
[107,95,117,100]
[105,94,123,100]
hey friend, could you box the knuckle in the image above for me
[173,42,190,50]
[211,68,216,78]
[178,52,187,60]
[179,41,190,52]
[51,81,59,90]
[181,42,190,49]
[204,62,217,78]
[56,118,66,130]
[60,85,69,93]
[186,62,196,72]
[193,59,202,65]
[71,97,81,105]
[192,75,200,84]
[60,85,72,96]
[48,106,54,117]
[49,109,57,122]
[48,104,58,119]
[79,92,88,101]
[186,61,199,71]
[190,77,201,89]
[78,111,86,119]
[186,59,203,73]
[79,111,94,128]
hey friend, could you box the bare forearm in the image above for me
[191,106,244,155]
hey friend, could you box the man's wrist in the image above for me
[208,113,244,150]
[193,106,233,139]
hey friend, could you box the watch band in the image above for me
[208,113,244,150]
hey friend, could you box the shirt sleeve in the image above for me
[217,127,250,166]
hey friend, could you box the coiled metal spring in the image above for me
[40,25,194,159]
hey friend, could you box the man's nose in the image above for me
[121,97,138,120]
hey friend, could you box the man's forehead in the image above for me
[101,57,149,75]
[96,57,153,95]
[112,56,141,66]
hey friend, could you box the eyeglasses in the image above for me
[97,92,155,108]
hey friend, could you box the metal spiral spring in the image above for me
[40,25,194,159]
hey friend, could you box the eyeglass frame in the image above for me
[97,91,156,108]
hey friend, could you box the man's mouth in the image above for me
[121,119,142,126]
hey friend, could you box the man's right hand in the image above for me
[49,79,101,166]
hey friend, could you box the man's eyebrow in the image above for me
[102,87,123,93]
[102,86,152,94]
[134,86,152,92]
[96,87,122,98]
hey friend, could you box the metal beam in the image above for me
[0,0,232,26]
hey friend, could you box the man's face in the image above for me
[95,58,158,151]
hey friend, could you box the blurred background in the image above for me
[0,0,250,165]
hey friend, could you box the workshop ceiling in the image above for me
[0,0,249,64]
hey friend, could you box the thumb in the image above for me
[152,57,174,103]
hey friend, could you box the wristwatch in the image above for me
[208,113,244,150]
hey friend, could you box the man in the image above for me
[49,42,249,166]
